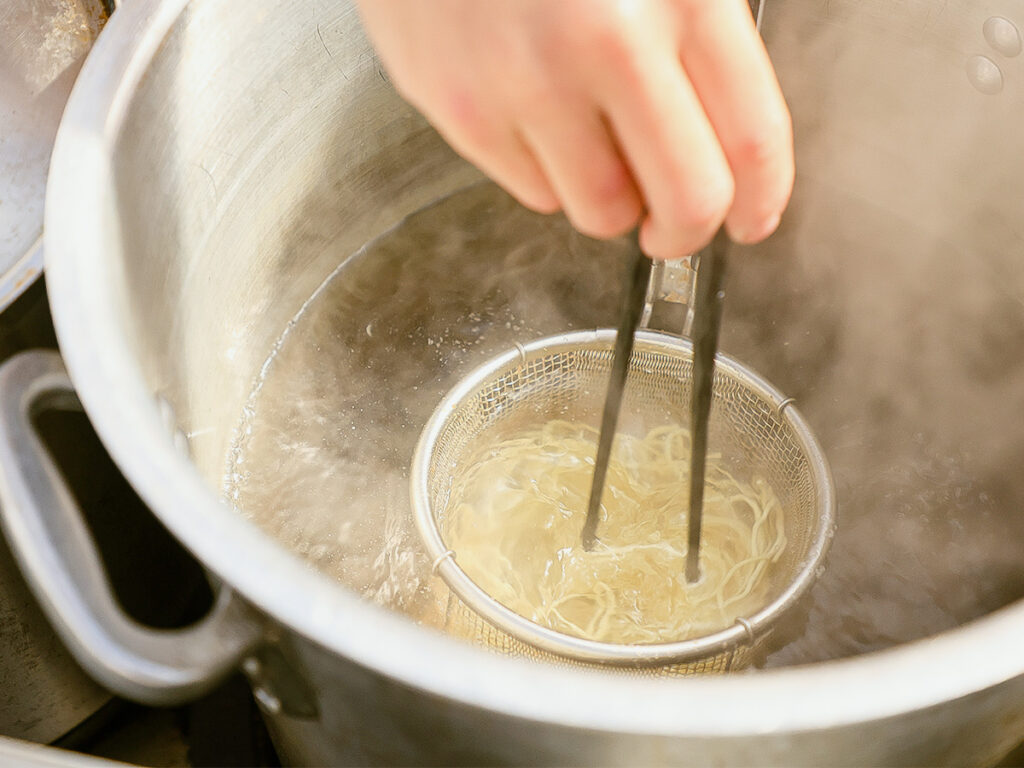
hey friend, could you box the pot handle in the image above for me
[0,350,264,706]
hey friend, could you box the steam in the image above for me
[224,0,1024,668]
[740,0,1024,662]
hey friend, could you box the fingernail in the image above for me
[730,212,782,244]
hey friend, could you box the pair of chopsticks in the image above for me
[581,228,729,583]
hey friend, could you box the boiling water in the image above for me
[225,182,1024,668]
[225,185,629,629]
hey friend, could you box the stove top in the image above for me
[0,283,279,767]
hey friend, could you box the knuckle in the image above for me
[572,166,643,238]
[574,202,641,240]
[592,27,647,84]
[441,90,493,148]
[590,158,637,208]
[547,5,640,73]
[729,109,793,170]
[675,176,734,235]
[581,15,633,62]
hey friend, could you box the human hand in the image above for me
[356,0,793,259]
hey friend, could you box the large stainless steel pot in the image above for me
[6,0,1024,763]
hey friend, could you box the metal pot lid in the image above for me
[0,1,106,312]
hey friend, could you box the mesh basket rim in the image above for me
[410,329,835,665]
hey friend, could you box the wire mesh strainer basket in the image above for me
[411,330,835,675]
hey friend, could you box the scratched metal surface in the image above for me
[0,0,105,311]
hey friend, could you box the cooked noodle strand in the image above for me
[443,422,787,644]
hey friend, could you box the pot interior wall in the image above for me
[107,0,1024,665]
[109,0,481,476]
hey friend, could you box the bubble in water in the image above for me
[966,55,1004,95]
[983,16,1022,58]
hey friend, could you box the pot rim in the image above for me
[44,0,1024,738]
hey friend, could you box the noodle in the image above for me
[443,421,787,644]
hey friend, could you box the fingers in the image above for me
[679,0,794,244]
[436,86,645,238]
[520,103,643,239]
[600,46,735,260]
[369,0,794,254]
[431,97,561,214]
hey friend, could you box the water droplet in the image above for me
[967,55,1004,95]
[984,16,1022,58]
